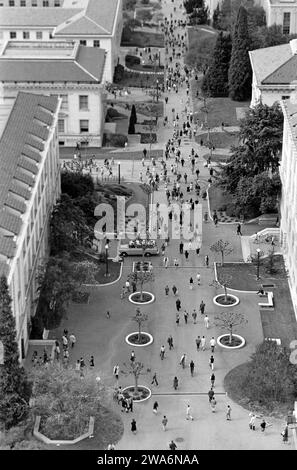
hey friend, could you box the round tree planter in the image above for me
[125,331,154,347]
[122,385,151,402]
[129,291,155,305]
[213,294,239,307]
[217,334,245,349]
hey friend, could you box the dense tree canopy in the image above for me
[202,31,232,97]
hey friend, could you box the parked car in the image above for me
[119,239,159,257]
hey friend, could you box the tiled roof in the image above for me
[0,45,105,83]
[0,261,9,278]
[262,55,297,84]
[55,0,119,36]
[249,43,292,85]
[0,91,59,258]
[0,7,82,26]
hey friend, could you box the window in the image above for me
[54,0,60,5]
[36,31,43,39]
[10,31,17,39]
[8,0,15,6]
[93,40,100,48]
[60,94,68,108]
[283,12,291,34]
[20,0,26,5]
[80,40,87,46]
[58,119,65,133]
[31,0,37,5]
[80,120,89,133]
[79,95,89,111]
[282,95,290,100]
[23,31,30,39]
[43,0,49,6]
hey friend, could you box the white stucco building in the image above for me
[279,97,297,318]
[262,0,297,34]
[0,0,123,82]
[0,40,107,147]
[0,91,61,358]
[249,39,297,107]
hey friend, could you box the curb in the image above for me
[83,261,123,288]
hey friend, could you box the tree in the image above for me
[137,9,153,22]
[184,0,205,14]
[144,104,157,159]
[202,32,232,97]
[214,311,247,344]
[189,3,209,25]
[121,361,147,398]
[210,239,233,266]
[128,270,154,302]
[128,114,135,134]
[123,0,137,10]
[0,276,32,430]
[131,308,148,343]
[61,172,94,199]
[212,4,221,29]
[228,6,252,101]
[212,273,233,302]
[131,104,137,124]
[185,33,217,71]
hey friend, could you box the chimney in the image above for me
[290,39,297,55]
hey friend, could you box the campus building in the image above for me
[0,40,107,147]
[249,39,297,107]
[280,97,297,319]
[0,0,123,83]
[0,91,61,358]
[262,0,297,34]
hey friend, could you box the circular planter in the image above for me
[213,294,239,307]
[122,385,151,402]
[217,334,246,349]
[129,291,155,305]
[125,331,153,347]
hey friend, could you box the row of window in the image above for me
[4,0,61,6]
[8,31,101,48]
[58,119,89,133]
[52,94,90,111]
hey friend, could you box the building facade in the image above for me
[249,39,297,107]
[0,91,61,358]
[280,97,297,319]
[0,40,107,147]
[0,0,123,82]
[262,0,297,34]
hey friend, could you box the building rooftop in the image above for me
[0,92,59,259]
[0,42,106,82]
[249,43,293,85]
[0,0,120,36]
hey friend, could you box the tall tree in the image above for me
[212,4,221,29]
[202,32,232,97]
[0,277,32,430]
[228,6,252,101]
[131,104,137,125]
[128,114,135,135]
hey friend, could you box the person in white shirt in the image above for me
[210,336,216,352]
[186,404,194,421]
[196,273,201,285]
[201,336,206,350]
[204,315,209,329]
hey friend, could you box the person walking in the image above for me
[186,404,194,421]
[204,314,209,329]
[106,310,111,319]
[210,372,215,388]
[190,360,195,377]
[210,337,216,353]
[236,223,242,236]
[153,401,159,414]
[208,388,214,403]
[184,309,189,324]
[130,350,135,363]
[176,298,181,311]
[192,309,197,324]
[226,405,232,420]
[75,359,81,372]
[184,250,189,260]
[173,376,179,390]
[127,397,133,413]
[180,353,186,368]
[113,364,120,380]
[151,372,159,386]
[176,313,180,326]
[165,285,170,296]
[260,419,267,432]
[131,419,137,434]
[196,335,201,350]
[199,300,205,315]
[282,424,289,443]
[249,413,256,431]
[196,273,201,285]
[205,255,209,267]
[169,440,177,450]
[162,415,168,431]
[69,333,76,348]
[62,334,68,350]
[189,277,194,290]
[201,335,206,351]
[164,256,169,268]
[209,355,215,370]
[160,345,166,360]
[89,355,95,367]
[172,285,178,296]
[210,397,217,413]
[167,335,174,350]
[179,241,184,254]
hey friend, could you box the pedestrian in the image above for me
[127,397,133,413]
[249,413,256,431]
[196,273,201,285]
[62,334,68,350]
[179,241,184,254]
[210,397,217,412]
[208,388,214,403]
[199,300,205,315]
[167,335,173,349]
[190,360,195,377]
[209,355,215,370]
[172,285,178,296]
[205,255,209,267]
[176,313,180,326]
[54,341,60,360]
[180,353,186,368]
[192,309,197,324]
[189,277,194,290]
[210,372,215,388]
[173,376,179,390]
[226,405,232,420]
[89,355,95,367]
[130,350,135,363]
[80,357,85,369]
[260,419,266,432]
[69,333,76,348]
[204,314,209,329]
[282,424,289,443]
[160,345,165,360]
[165,285,170,296]
[164,256,169,268]
[201,335,206,350]
[196,335,201,350]
[153,401,159,414]
[184,250,189,260]
[176,298,181,311]
[186,404,194,420]
[113,364,120,380]
[169,440,177,450]
[210,336,216,353]
[131,419,137,434]
[125,279,131,292]
[106,310,111,319]
[151,372,159,386]
[162,415,168,431]
[107,443,115,450]
[236,223,242,236]
[75,359,81,372]
[184,309,189,324]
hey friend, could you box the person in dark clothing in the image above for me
[176,298,181,311]
[179,241,184,254]
[208,388,214,402]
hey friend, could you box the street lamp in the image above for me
[156,79,159,102]
[256,248,261,280]
[118,161,121,184]
[105,241,110,277]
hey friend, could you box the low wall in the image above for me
[34,416,94,446]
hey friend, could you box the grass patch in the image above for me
[196,131,239,149]
[94,261,121,284]
[215,294,237,305]
[140,132,157,144]
[114,70,164,89]
[130,292,153,303]
[208,185,233,212]
[219,335,243,347]
[121,31,164,48]
[126,62,164,72]
[203,153,230,163]
[194,97,249,128]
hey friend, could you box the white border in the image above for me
[129,291,155,305]
[122,385,152,402]
[213,293,239,307]
[217,334,246,349]
[125,331,154,347]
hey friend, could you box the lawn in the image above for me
[114,70,164,89]
[108,100,164,118]
[196,131,239,149]
[217,256,297,347]
[203,153,230,163]
[208,184,233,212]
[194,97,249,128]
[121,31,164,48]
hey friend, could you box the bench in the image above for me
[258,291,274,308]
[265,337,281,346]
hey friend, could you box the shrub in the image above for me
[105,107,121,121]
[140,133,157,144]
[113,64,125,83]
[125,54,141,66]
[104,133,128,147]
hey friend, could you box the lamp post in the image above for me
[156,79,159,102]
[105,241,110,277]
[118,161,121,184]
[256,248,261,280]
